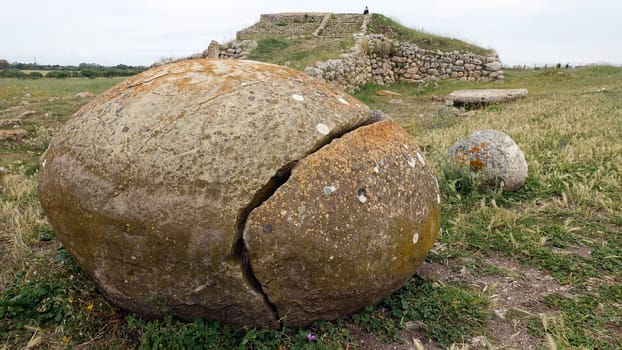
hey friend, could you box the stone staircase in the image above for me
[318,14,367,38]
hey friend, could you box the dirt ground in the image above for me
[342,254,569,350]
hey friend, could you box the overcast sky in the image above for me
[2,0,621,67]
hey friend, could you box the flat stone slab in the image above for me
[447,89,528,105]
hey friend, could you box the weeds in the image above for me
[384,277,491,348]
[527,285,622,349]
[352,305,400,342]
[127,316,239,349]
[127,316,355,349]
[0,247,121,348]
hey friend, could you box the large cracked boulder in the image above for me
[38,59,440,328]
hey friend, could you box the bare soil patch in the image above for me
[417,255,574,349]
[346,322,442,350]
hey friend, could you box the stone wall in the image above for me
[317,14,368,38]
[236,13,371,40]
[304,34,503,92]
[237,13,330,40]
[216,40,257,59]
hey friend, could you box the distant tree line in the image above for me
[509,63,573,70]
[0,59,146,79]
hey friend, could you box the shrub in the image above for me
[28,71,43,79]
[45,71,69,79]
[80,69,99,79]
[103,69,120,77]
[0,69,27,79]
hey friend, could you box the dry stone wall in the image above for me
[237,13,329,40]
[216,41,257,59]
[318,14,367,38]
[304,34,503,92]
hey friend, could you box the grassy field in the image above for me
[1,66,621,349]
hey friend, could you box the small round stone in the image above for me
[448,129,528,191]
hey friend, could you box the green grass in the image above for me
[2,65,622,348]
[368,14,493,55]
[526,285,622,349]
[128,316,355,350]
[0,247,127,348]
[0,77,125,169]
[384,277,491,347]
[246,37,354,70]
[0,76,124,97]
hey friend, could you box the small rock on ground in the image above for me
[0,129,27,141]
[376,90,402,96]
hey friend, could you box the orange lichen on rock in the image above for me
[469,156,488,172]
[452,142,489,173]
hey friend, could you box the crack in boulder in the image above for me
[239,117,441,326]
[233,163,293,322]
[232,111,385,324]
